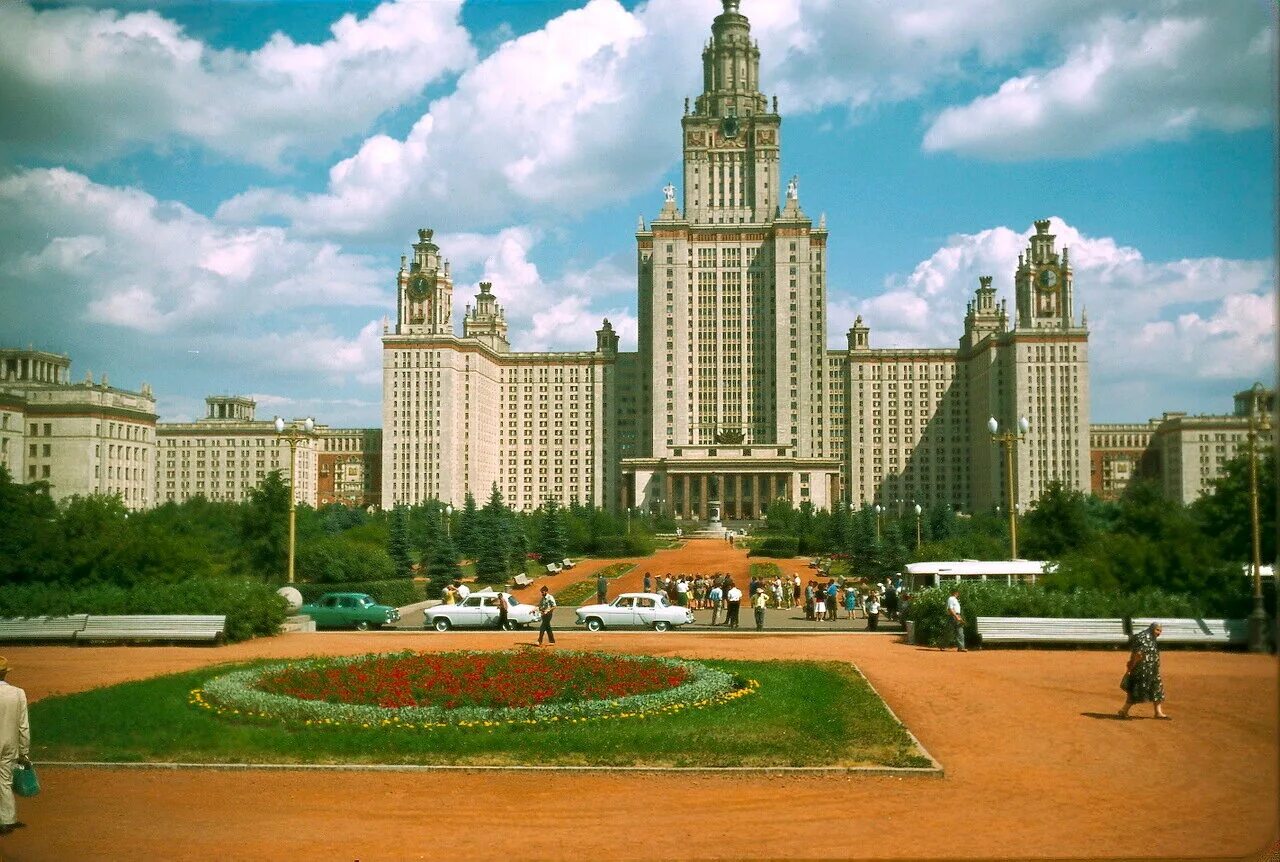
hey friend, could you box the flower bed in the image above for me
[195,650,750,730]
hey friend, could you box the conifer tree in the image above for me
[388,505,414,579]
[537,498,569,564]
[474,484,512,584]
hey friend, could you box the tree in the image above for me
[1021,481,1096,559]
[422,529,462,592]
[241,471,291,579]
[0,467,63,584]
[387,505,414,578]
[536,498,568,564]
[455,491,480,560]
[474,485,513,584]
[1193,451,1276,565]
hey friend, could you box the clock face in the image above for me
[721,116,739,139]
[1039,269,1059,288]
[408,274,430,298]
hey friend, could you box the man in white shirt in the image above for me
[726,584,743,629]
[945,589,967,651]
[0,656,31,834]
[536,587,557,645]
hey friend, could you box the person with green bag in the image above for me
[0,656,31,835]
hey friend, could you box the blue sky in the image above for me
[1,0,1275,427]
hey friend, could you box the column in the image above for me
[752,474,762,519]
[663,472,673,517]
[734,473,744,520]
[699,474,708,520]
[681,475,692,520]
[786,473,795,504]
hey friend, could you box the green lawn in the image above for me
[30,658,932,769]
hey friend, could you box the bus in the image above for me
[903,560,1051,590]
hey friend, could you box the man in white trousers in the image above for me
[0,656,31,835]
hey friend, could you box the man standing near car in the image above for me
[596,573,608,606]
[0,657,31,836]
[726,583,743,629]
[537,586,557,645]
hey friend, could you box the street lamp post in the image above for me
[274,416,315,585]
[988,416,1031,560]
[1247,382,1272,652]
[874,504,883,542]
[914,503,923,549]
[443,504,453,539]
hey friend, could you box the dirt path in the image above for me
[0,539,1275,861]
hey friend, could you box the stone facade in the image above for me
[156,396,320,506]
[318,428,382,507]
[382,229,618,511]
[379,0,1093,518]
[0,348,157,509]
[1089,422,1160,500]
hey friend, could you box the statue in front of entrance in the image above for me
[715,428,745,445]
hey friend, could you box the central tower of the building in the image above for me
[682,0,778,225]
[627,0,839,520]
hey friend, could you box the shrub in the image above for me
[903,582,1211,647]
[590,534,656,558]
[294,579,421,608]
[296,536,396,584]
[0,577,286,643]
[748,535,800,558]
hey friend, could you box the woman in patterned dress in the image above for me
[1119,623,1169,719]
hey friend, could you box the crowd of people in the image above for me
[638,570,913,630]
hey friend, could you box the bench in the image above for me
[561,559,576,570]
[1132,617,1248,646]
[545,563,562,574]
[512,574,534,588]
[77,615,227,644]
[0,615,88,642]
[976,617,1129,646]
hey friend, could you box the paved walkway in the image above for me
[3,633,1275,861]
[400,538,904,632]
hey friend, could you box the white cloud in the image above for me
[218,0,685,235]
[922,2,1274,159]
[839,217,1275,417]
[429,226,638,353]
[0,168,385,334]
[0,0,474,168]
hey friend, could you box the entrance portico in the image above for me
[622,446,841,520]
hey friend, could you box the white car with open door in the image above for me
[574,592,695,632]
[424,591,541,632]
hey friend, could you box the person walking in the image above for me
[726,583,743,629]
[867,593,880,631]
[792,573,802,609]
[944,588,966,651]
[536,586,557,646]
[709,583,724,626]
[643,571,652,593]
[596,573,608,605]
[1119,623,1169,719]
[0,657,31,836]
[844,586,858,621]
[825,581,839,624]
[496,593,510,630]
[884,586,900,622]
[753,587,768,631]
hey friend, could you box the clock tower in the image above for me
[396,228,453,335]
[681,0,780,225]
[1015,219,1076,329]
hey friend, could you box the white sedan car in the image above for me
[574,592,695,632]
[424,592,541,632]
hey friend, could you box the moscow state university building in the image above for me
[381,0,1089,518]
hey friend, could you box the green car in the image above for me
[299,592,401,631]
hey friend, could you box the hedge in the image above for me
[904,582,1205,647]
[747,535,800,558]
[294,579,421,608]
[0,577,287,643]
[590,535,657,558]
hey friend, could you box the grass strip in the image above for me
[29,658,932,769]
[555,563,636,606]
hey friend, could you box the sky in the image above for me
[0,0,1275,427]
